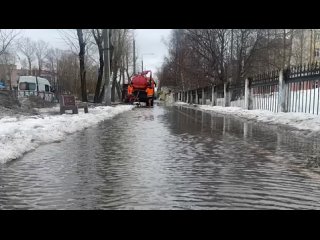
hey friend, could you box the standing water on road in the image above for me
[1,104,320,209]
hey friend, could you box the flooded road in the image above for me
[1,104,320,209]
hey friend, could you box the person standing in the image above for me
[127,83,134,104]
[146,85,154,107]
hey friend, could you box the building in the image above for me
[0,64,18,89]
[291,29,320,66]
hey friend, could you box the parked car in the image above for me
[0,82,6,90]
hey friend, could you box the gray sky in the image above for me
[134,29,171,74]
[22,29,171,75]
[21,29,69,50]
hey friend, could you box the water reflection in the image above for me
[1,105,320,209]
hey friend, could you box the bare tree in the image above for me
[20,58,28,70]
[99,29,132,102]
[56,50,79,95]
[292,29,306,66]
[46,48,62,95]
[77,29,88,102]
[59,29,93,101]
[92,29,104,103]
[18,37,36,75]
[35,40,49,75]
[0,45,18,90]
[0,29,20,56]
[111,29,123,101]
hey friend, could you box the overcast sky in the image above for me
[134,29,171,74]
[22,29,172,75]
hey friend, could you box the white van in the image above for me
[18,76,54,102]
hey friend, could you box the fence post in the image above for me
[202,88,205,105]
[186,90,189,103]
[195,89,198,104]
[224,82,230,107]
[245,78,253,110]
[278,69,288,112]
[211,85,217,106]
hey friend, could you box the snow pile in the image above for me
[0,105,133,164]
[174,101,189,105]
[198,105,320,132]
[33,105,60,114]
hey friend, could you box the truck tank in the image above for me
[123,70,156,106]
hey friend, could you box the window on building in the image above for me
[45,85,49,92]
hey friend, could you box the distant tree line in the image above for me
[0,29,135,103]
[158,29,320,91]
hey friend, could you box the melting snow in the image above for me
[0,105,134,164]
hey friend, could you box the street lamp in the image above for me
[141,53,155,72]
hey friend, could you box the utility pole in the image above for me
[133,38,136,75]
[141,53,154,73]
[230,29,234,84]
[310,29,313,63]
[103,29,111,106]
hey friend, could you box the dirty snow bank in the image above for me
[0,105,134,164]
[197,105,320,132]
[174,101,189,105]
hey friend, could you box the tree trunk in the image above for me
[121,67,125,85]
[310,30,313,63]
[125,52,131,82]
[98,85,105,102]
[77,29,87,102]
[283,29,286,69]
[28,57,32,75]
[116,80,122,100]
[111,63,118,102]
[300,30,304,65]
[287,30,294,67]
[103,29,111,106]
[267,29,270,71]
[94,47,104,103]
[38,60,42,76]
[92,30,104,103]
